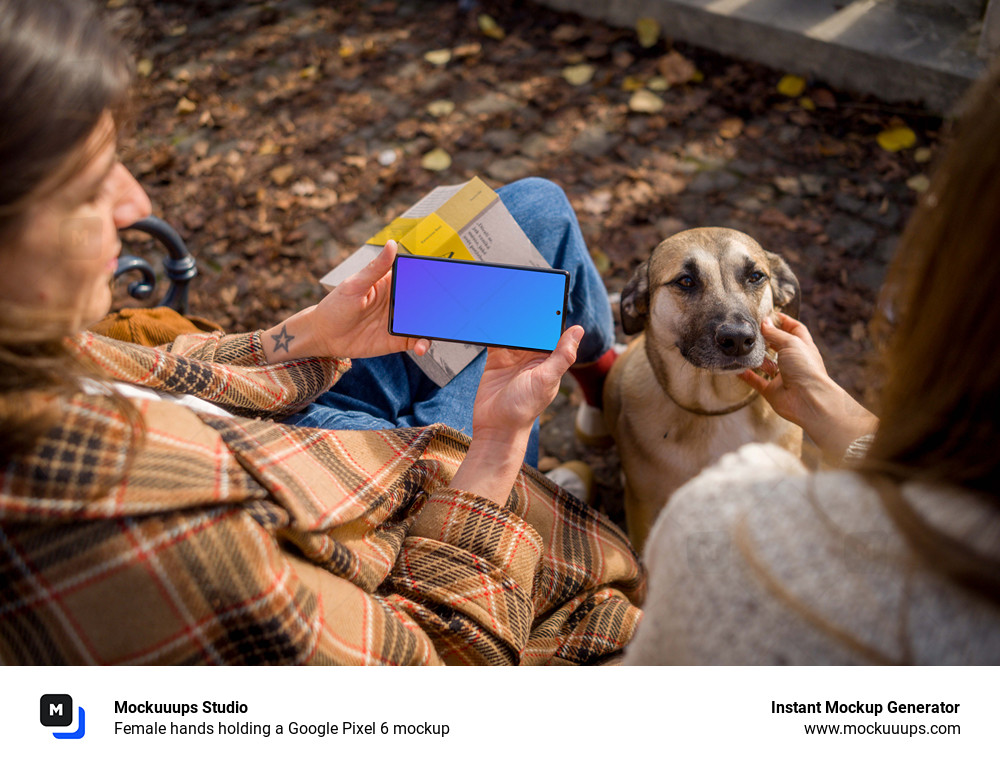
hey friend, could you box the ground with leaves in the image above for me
[110,0,942,525]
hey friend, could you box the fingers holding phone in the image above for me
[300,241,431,359]
[472,325,584,440]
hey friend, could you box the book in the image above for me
[319,176,548,386]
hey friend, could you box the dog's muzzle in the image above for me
[715,321,756,357]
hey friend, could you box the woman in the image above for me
[626,60,1000,664]
[0,0,642,665]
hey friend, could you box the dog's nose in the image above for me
[715,323,756,357]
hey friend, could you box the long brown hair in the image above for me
[863,59,1000,603]
[0,0,135,457]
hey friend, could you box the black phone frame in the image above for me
[388,253,570,353]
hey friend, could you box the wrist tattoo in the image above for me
[271,325,295,354]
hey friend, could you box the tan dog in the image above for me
[604,227,803,551]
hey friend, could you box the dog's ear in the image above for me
[620,260,650,335]
[766,251,800,319]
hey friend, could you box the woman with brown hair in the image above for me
[626,61,1000,664]
[0,0,642,665]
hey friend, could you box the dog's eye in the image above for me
[748,271,767,284]
[674,275,695,290]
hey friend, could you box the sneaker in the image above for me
[544,460,595,505]
[575,402,614,448]
[570,342,625,448]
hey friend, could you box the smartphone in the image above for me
[389,254,569,352]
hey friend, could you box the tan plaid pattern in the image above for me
[0,331,644,664]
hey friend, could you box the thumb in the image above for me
[760,315,798,350]
[738,368,768,395]
[544,325,584,376]
[345,240,397,294]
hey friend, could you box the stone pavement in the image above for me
[535,0,991,113]
[115,0,941,528]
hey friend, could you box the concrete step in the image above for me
[534,0,989,113]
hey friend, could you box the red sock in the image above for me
[569,347,618,407]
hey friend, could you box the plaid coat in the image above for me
[0,331,644,665]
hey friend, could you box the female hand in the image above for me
[739,313,830,426]
[450,326,584,505]
[739,312,878,458]
[472,325,584,442]
[262,240,430,362]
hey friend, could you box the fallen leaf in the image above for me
[426,99,455,117]
[799,96,816,111]
[175,96,197,115]
[591,247,611,274]
[906,174,930,192]
[258,139,281,156]
[647,76,669,92]
[270,164,295,186]
[580,190,612,215]
[629,89,665,113]
[718,117,743,139]
[613,50,635,69]
[552,24,584,43]
[914,147,932,163]
[811,88,837,109]
[291,178,317,196]
[478,14,505,40]
[816,137,847,156]
[421,148,452,171]
[776,74,806,97]
[299,65,318,79]
[301,189,339,210]
[562,63,595,86]
[453,42,482,57]
[877,125,916,152]
[657,51,696,86]
[187,155,221,177]
[773,176,801,195]
[424,49,452,66]
[182,208,205,231]
[136,58,154,78]
[622,75,645,92]
[636,17,660,48]
[759,207,798,231]
[168,24,187,37]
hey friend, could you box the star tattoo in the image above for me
[271,325,295,354]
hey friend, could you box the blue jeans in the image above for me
[283,178,615,467]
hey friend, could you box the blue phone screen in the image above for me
[390,255,568,351]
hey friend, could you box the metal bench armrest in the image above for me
[115,216,198,314]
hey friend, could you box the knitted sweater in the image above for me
[624,443,1000,664]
